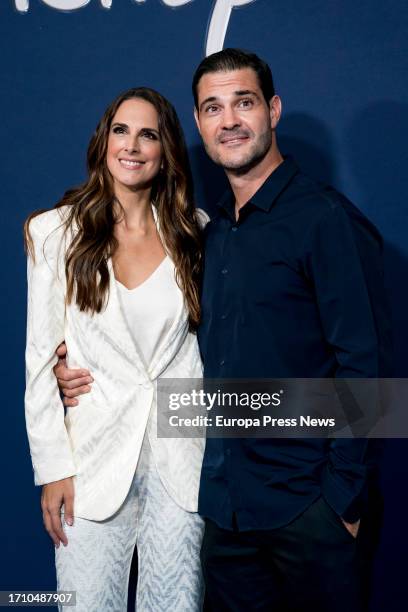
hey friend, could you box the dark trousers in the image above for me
[201,496,374,612]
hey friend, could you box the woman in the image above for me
[24,87,207,611]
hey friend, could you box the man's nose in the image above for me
[221,106,241,130]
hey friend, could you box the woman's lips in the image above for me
[119,159,145,169]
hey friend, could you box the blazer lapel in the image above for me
[148,203,190,380]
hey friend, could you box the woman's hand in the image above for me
[41,478,75,547]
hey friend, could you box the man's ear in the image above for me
[269,95,282,129]
[194,107,201,135]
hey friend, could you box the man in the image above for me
[57,49,391,611]
[191,48,392,612]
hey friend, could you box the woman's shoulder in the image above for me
[28,205,71,239]
[27,206,73,263]
[195,207,210,229]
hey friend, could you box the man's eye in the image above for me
[205,105,219,113]
[238,99,253,108]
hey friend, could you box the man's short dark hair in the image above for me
[192,48,275,110]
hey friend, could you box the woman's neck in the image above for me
[114,185,154,232]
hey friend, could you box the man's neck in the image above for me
[226,148,284,220]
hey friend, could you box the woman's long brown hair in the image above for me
[24,88,203,330]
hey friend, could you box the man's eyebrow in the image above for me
[234,90,261,100]
[199,90,261,112]
[199,96,217,112]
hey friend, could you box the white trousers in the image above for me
[55,437,205,611]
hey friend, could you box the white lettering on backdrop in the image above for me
[14,0,257,56]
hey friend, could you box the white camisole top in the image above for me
[116,256,185,368]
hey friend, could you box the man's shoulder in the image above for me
[288,171,342,214]
[289,171,381,242]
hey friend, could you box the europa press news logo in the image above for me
[13,0,257,56]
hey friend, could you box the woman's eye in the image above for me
[112,126,125,134]
[141,131,158,140]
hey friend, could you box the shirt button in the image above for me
[225,449,232,457]
[231,226,238,232]
[221,268,228,275]
[220,360,225,366]
[221,314,227,320]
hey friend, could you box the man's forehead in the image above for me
[197,68,260,100]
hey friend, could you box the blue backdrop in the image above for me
[1,1,407,610]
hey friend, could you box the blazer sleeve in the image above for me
[25,213,77,485]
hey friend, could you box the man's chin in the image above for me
[220,156,260,174]
[218,154,253,171]
[205,146,265,174]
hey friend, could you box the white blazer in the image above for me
[25,205,207,521]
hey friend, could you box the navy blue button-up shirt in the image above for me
[197,157,392,530]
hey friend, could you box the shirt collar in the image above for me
[216,156,299,216]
